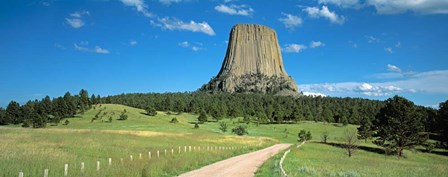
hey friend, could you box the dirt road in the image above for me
[178,143,292,177]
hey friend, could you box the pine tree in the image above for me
[373,96,426,157]
[6,101,22,124]
[357,118,373,143]
[198,110,207,123]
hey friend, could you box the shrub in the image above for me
[219,122,228,133]
[232,125,248,136]
[146,106,157,116]
[64,119,70,125]
[22,119,31,127]
[118,112,128,120]
[298,129,312,142]
[194,123,199,129]
[170,117,179,124]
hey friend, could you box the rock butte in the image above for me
[201,24,300,96]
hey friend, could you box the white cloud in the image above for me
[214,4,254,16]
[178,41,202,51]
[395,41,401,48]
[178,41,190,47]
[278,13,302,30]
[153,17,215,36]
[66,18,84,28]
[385,47,393,53]
[302,91,327,97]
[303,6,345,24]
[367,0,448,14]
[300,70,448,97]
[366,35,379,43]
[283,44,307,53]
[66,11,90,29]
[74,43,110,54]
[70,11,90,18]
[318,0,362,8]
[387,64,401,73]
[310,41,325,48]
[160,0,182,5]
[120,0,153,17]
[191,46,201,51]
[319,0,448,14]
[129,40,137,46]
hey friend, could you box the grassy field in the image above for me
[0,104,276,177]
[2,104,448,176]
[256,126,448,177]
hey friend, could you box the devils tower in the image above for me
[200,24,299,96]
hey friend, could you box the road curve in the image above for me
[178,143,292,177]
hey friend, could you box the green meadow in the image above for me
[1,104,447,176]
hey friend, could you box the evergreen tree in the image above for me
[321,107,333,123]
[79,89,90,113]
[357,118,373,142]
[0,108,8,125]
[438,100,448,147]
[198,110,207,123]
[6,101,22,124]
[63,92,76,117]
[373,96,426,157]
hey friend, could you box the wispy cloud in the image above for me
[387,64,401,73]
[283,44,307,53]
[303,6,345,24]
[159,0,190,5]
[66,11,90,29]
[300,70,448,97]
[129,40,137,46]
[74,43,110,54]
[366,35,379,43]
[384,47,393,54]
[152,17,215,36]
[214,4,254,16]
[367,0,448,14]
[310,41,325,48]
[178,41,202,51]
[120,0,153,17]
[278,13,302,30]
[318,0,364,8]
[318,0,448,15]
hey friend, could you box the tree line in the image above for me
[0,89,99,128]
[0,90,446,149]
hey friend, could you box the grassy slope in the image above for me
[2,104,448,177]
[256,124,448,177]
[0,104,276,177]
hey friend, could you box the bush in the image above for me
[118,112,128,120]
[219,122,228,133]
[146,106,157,116]
[22,119,31,127]
[170,117,179,124]
[232,125,248,136]
[321,131,329,143]
[298,129,312,142]
[194,123,199,129]
[64,119,70,125]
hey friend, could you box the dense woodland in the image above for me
[0,90,447,148]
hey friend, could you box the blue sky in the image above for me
[1,0,447,108]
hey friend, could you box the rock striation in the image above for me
[200,24,300,96]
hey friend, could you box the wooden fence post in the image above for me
[189,146,191,152]
[44,169,48,177]
[109,158,112,166]
[81,162,85,173]
[139,153,142,159]
[171,149,174,155]
[18,171,23,177]
[184,146,187,152]
[157,150,160,158]
[64,164,68,176]
[96,161,100,171]
[164,149,167,156]
[120,158,123,164]
[130,155,133,161]
[179,146,181,153]
[148,152,152,159]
